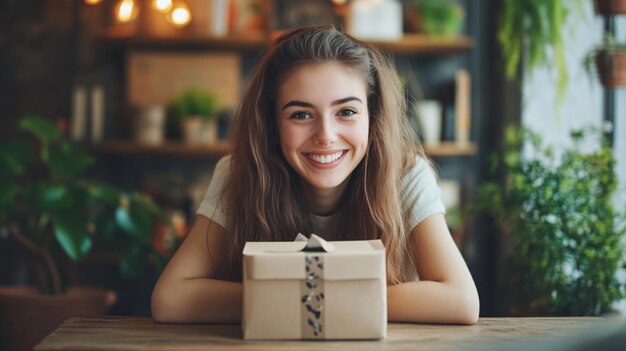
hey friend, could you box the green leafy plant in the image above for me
[414,0,464,38]
[171,89,218,121]
[474,126,626,316]
[498,0,577,102]
[0,116,171,295]
[583,34,626,87]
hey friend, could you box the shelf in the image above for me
[368,34,473,55]
[99,28,269,51]
[94,140,476,158]
[93,140,231,157]
[99,30,472,54]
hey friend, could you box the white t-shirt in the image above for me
[197,155,445,239]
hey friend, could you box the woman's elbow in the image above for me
[456,288,480,325]
[151,286,179,323]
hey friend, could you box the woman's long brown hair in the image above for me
[216,25,426,284]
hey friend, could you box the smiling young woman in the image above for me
[151,25,479,325]
[276,61,370,204]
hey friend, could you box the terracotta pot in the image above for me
[0,286,116,351]
[595,51,626,88]
[594,0,626,15]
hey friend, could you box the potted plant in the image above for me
[594,0,626,15]
[474,126,626,316]
[405,0,464,38]
[583,35,626,88]
[498,0,570,102]
[0,116,170,351]
[171,89,219,144]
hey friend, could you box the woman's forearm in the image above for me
[151,278,242,323]
[387,280,479,324]
[152,277,478,325]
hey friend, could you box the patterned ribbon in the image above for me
[300,254,325,338]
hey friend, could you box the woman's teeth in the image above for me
[307,151,344,164]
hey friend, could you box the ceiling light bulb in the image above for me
[85,0,103,5]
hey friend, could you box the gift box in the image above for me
[242,234,387,340]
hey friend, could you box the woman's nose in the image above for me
[312,117,337,146]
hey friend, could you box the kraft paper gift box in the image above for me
[242,234,387,340]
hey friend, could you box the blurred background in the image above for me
[0,0,625,349]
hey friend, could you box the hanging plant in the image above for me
[498,0,573,102]
[583,34,626,88]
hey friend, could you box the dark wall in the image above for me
[0,0,124,139]
[472,0,522,316]
[0,0,78,137]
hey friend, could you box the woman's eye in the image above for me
[339,109,357,117]
[290,112,311,120]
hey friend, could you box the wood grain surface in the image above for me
[34,316,607,351]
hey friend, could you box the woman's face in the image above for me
[276,61,370,191]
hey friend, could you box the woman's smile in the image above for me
[303,150,348,167]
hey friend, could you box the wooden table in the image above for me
[36,316,608,350]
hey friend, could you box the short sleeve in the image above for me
[196,155,230,229]
[402,156,446,233]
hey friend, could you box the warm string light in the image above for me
[153,0,173,13]
[99,0,191,28]
[166,1,191,28]
[115,0,139,23]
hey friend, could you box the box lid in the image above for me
[243,235,385,281]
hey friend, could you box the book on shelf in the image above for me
[455,69,471,144]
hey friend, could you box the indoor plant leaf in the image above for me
[25,183,77,213]
[120,244,148,279]
[130,192,165,218]
[0,139,32,178]
[39,184,75,210]
[0,182,19,215]
[115,204,153,244]
[19,116,61,143]
[51,213,93,261]
[84,181,124,205]
[46,141,94,179]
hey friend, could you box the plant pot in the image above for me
[202,118,219,144]
[595,51,626,88]
[0,286,116,351]
[182,116,204,144]
[593,0,626,15]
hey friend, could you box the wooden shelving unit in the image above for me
[369,34,473,55]
[99,30,472,55]
[94,140,476,158]
[99,28,269,51]
[93,140,231,157]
